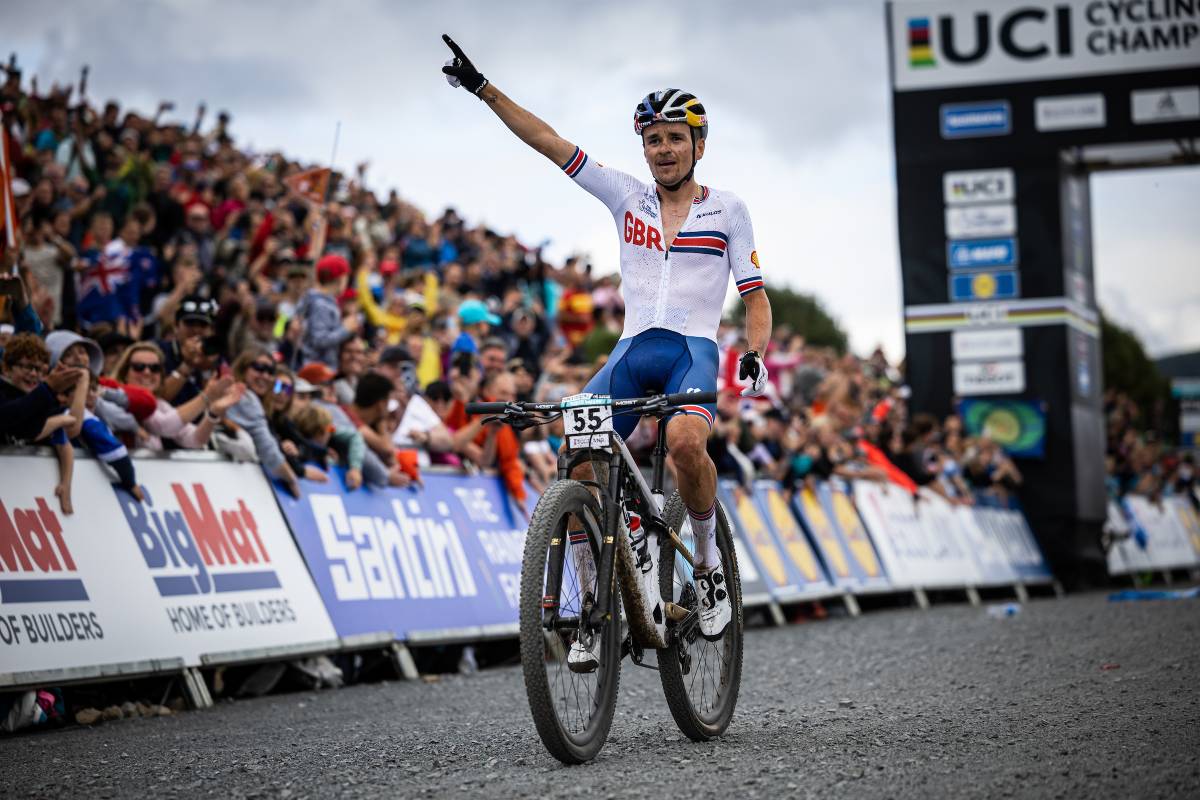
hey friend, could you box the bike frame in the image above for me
[549,416,676,635]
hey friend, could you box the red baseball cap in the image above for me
[316,254,350,283]
[297,362,337,385]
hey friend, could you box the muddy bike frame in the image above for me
[467,391,717,650]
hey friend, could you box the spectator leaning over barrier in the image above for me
[288,376,370,491]
[112,342,241,451]
[225,348,302,497]
[1,333,87,513]
[74,372,145,501]
[296,253,359,368]
[46,330,143,443]
[344,371,412,487]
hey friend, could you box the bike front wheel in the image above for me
[657,491,743,741]
[519,479,621,764]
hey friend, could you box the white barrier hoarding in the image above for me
[1116,496,1200,571]
[1,454,336,681]
[852,482,979,588]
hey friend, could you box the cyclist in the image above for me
[441,35,772,662]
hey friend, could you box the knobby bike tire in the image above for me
[657,491,744,741]
[519,479,621,764]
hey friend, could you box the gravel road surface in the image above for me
[4,592,1198,799]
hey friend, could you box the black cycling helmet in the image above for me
[634,89,708,140]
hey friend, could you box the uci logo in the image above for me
[909,6,1073,67]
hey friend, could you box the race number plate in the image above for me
[561,393,614,438]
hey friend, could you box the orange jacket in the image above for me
[446,398,527,505]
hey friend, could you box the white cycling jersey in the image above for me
[561,146,764,342]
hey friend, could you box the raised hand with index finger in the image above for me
[441,34,489,97]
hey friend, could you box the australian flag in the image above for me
[76,239,140,327]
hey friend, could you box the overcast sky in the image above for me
[5,0,1197,358]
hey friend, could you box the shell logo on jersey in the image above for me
[750,250,760,269]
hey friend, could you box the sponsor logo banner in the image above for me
[718,481,830,601]
[1131,85,1200,123]
[892,0,1200,92]
[1,456,336,678]
[851,482,982,588]
[948,237,1018,269]
[952,327,1024,361]
[958,397,1048,457]
[943,169,1016,206]
[950,269,1020,301]
[751,483,833,590]
[945,204,1017,238]
[274,472,534,641]
[781,481,889,590]
[1035,93,1107,131]
[940,101,1012,138]
[953,359,1027,395]
[1117,496,1200,570]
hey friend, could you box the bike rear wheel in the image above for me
[657,491,743,741]
[519,479,621,764]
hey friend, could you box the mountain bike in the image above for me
[466,391,743,764]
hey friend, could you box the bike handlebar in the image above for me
[466,391,718,417]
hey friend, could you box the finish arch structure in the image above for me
[886,0,1200,583]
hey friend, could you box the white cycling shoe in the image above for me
[693,565,732,641]
[567,635,601,674]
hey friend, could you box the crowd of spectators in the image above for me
[1104,389,1195,503]
[0,65,1190,520]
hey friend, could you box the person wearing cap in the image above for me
[157,294,218,406]
[453,298,500,357]
[355,263,439,343]
[296,253,360,368]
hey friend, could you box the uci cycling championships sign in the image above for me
[891,0,1200,91]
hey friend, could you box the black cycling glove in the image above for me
[441,34,489,97]
[738,350,768,397]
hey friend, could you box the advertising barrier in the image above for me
[718,480,835,602]
[788,481,890,591]
[751,482,834,592]
[1108,496,1200,574]
[970,494,1054,583]
[273,471,531,643]
[1,454,337,686]
[2,447,1063,690]
[852,481,1052,588]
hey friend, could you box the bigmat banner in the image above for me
[273,472,531,642]
[1,455,336,681]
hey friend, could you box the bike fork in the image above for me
[588,457,622,631]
